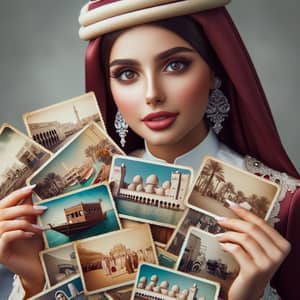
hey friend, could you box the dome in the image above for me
[182,289,189,296]
[133,175,143,184]
[155,187,165,196]
[160,281,169,289]
[153,286,161,293]
[164,188,170,195]
[128,183,136,191]
[136,184,144,192]
[162,180,171,189]
[151,274,158,282]
[172,285,180,292]
[139,276,147,284]
[145,185,154,194]
[146,174,159,186]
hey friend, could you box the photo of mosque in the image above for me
[188,156,280,219]
[132,263,220,300]
[0,124,50,199]
[28,122,123,201]
[23,92,105,153]
[109,156,193,227]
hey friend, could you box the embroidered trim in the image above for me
[245,155,300,226]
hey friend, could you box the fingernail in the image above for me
[24,232,35,238]
[215,233,225,238]
[32,224,48,231]
[225,199,240,209]
[214,216,228,223]
[20,184,36,193]
[33,205,48,211]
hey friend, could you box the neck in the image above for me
[146,122,209,163]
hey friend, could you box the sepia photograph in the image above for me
[166,208,224,256]
[74,224,158,295]
[38,183,121,248]
[187,156,280,219]
[109,156,193,228]
[131,263,220,300]
[28,122,124,201]
[40,243,79,287]
[23,92,105,153]
[29,275,87,300]
[176,227,239,299]
[0,123,51,200]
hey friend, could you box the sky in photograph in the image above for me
[113,156,192,188]
[137,264,218,299]
[25,93,100,124]
[43,244,74,261]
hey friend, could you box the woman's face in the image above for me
[109,25,214,153]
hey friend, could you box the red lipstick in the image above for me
[142,111,179,131]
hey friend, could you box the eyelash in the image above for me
[110,57,192,82]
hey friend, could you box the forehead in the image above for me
[109,24,192,59]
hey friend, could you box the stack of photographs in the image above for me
[1,92,281,300]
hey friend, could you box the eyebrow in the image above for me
[109,46,195,68]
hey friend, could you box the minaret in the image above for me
[73,105,82,127]
[187,283,198,300]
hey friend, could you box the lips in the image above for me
[142,111,179,131]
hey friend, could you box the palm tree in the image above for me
[201,160,224,196]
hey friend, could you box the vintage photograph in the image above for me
[166,208,224,256]
[0,123,51,200]
[40,243,79,287]
[74,224,158,294]
[176,227,239,299]
[29,275,87,300]
[38,183,121,248]
[28,122,124,201]
[23,92,105,153]
[109,156,193,228]
[131,263,220,300]
[187,156,280,219]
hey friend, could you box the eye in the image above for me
[164,59,191,73]
[111,69,137,81]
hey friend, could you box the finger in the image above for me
[222,201,290,252]
[0,204,48,221]
[0,230,35,247]
[219,242,253,275]
[0,220,47,236]
[217,232,271,267]
[0,185,36,209]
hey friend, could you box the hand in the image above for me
[0,186,47,297]
[216,202,291,300]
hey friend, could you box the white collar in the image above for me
[142,129,221,172]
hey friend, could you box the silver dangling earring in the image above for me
[114,111,128,147]
[205,78,230,134]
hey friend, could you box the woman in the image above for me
[1,1,299,299]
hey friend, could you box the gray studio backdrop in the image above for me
[0,0,299,298]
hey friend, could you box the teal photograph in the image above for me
[28,122,123,201]
[109,156,193,228]
[132,263,220,300]
[30,275,87,300]
[38,183,121,248]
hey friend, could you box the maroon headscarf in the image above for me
[84,2,299,179]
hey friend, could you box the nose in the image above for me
[145,74,165,105]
